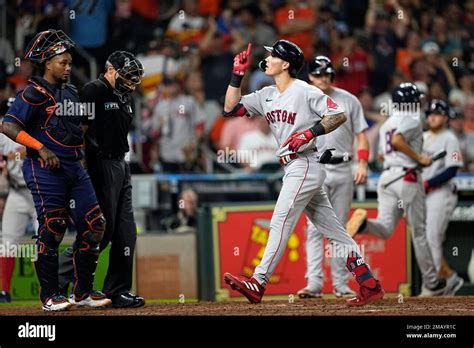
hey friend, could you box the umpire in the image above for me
[59,51,145,308]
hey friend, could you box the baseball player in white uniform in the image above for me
[0,110,37,302]
[222,40,384,306]
[297,56,369,299]
[422,99,464,295]
[346,83,447,296]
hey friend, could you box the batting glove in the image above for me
[282,129,314,153]
[233,43,252,76]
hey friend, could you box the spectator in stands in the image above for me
[421,16,462,61]
[219,115,258,153]
[199,16,242,103]
[185,70,221,135]
[273,0,316,60]
[464,96,474,132]
[235,3,276,71]
[64,0,115,69]
[428,81,447,101]
[396,30,423,79]
[313,4,339,54]
[148,78,205,173]
[127,0,162,52]
[161,189,199,233]
[449,109,474,172]
[0,38,15,78]
[365,2,406,95]
[410,57,430,96]
[235,3,276,92]
[166,0,206,48]
[449,71,474,109]
[138,39,183,97]
[331,29,370,95]
[238,116,278,172]
[422,41,457,95]
[373,70,406,114]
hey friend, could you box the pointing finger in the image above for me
[246,43,252,57]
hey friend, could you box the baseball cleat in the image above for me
[346,209,367,237]
[69,290,112,308]
[224,272,265,304]
[297,287,322,299]
[333,285,356,298]
[42,294,73,312]
[445,273,464,296]
[419,279,447,297]
[346,282,384,306]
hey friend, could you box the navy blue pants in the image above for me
[23,157,104,302]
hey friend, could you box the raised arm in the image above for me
[223,43,252,115]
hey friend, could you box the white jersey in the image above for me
[0,134,26,187]
[240,79,345,157]
[239,130,278,169]
[422,129,463,181]
[317,87,368,158]
[379,112,423,169]
[152,95,205,163]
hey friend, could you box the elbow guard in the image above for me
[222,103,247,118]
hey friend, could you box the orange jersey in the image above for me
[274,6,316,60]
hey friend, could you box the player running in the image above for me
[297,56,369,299]
[346,83,447,296]
[222,40,384,306]
[422,99,464,295]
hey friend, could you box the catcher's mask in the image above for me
[24,29,75,64]
[106,51,144,96]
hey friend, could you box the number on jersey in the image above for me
[385,129,396,154]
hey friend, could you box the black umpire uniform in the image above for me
[59,51,145,308]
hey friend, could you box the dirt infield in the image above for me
[0,296,472,316]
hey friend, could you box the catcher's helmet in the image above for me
[106,51,144,95]
[24,29,75,64]
[261,40,305,77]
[391,82,422,104]
[427,99,454,118]
[308,55,335,80]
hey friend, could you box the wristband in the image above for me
[15,130,44,151]
[357,149,369,161]
[229,73,244,88]
[309,123,326,137]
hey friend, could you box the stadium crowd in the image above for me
[0,0,473,177]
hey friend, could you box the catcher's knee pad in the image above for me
[37,209,68,255]
[76,205,106,253]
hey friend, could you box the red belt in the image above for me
[279,153,298,166]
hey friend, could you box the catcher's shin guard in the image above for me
[34,209,68,302]
[72,206,106,297]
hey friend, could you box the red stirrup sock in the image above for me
[0,257,15,292]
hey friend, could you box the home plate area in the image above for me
[0,297,472,316]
